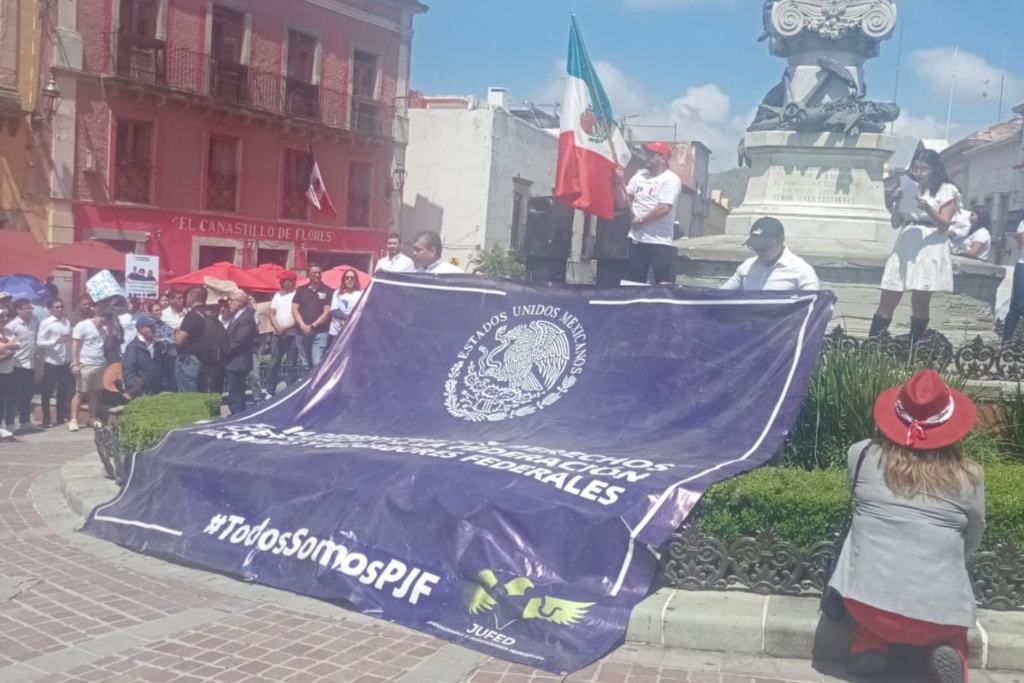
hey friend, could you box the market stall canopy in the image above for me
[166,262,277,292]
[245,263,289,290]
[298,265,371,290]
[0,231,59,280]
[48,240,126,272]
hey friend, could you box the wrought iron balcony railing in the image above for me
[99,34,396,139]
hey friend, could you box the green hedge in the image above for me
[118,393,221,453]
[696,463,1024,552]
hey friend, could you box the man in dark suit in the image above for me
[224,291,258,415]
[122,316,167,397]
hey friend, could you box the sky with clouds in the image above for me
[409,0,1024,170]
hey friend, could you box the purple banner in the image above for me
[84,274,834,673]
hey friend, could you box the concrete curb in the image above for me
[59,454,1024,673]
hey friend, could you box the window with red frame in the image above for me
[120,0,158,37]
[206,135,239,212]
[210,6,247,101]
[347,162,372,227]
[114,118,154,204]
[282,149,312,220]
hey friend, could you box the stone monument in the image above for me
[728,0,900,241]
[676,0,1005,341]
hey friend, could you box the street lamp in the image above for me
[32,75,61,125]
[392,165,408,196]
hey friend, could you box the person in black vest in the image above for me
[122,316,168,397]
[224,291,257,414]
[176,287,227,394]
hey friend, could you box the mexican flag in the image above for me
[554,17,631,220]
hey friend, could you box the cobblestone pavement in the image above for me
[1,428,1022,683]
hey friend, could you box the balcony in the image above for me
[99,35,396,140]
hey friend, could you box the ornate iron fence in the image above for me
[822,326,1024,382]
[659,525,1024,611]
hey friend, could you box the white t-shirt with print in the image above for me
[627,169,683,247]
[73,319,109,366]
[271,291,297,330]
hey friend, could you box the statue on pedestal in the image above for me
[748,0,900,136]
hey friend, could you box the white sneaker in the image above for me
[90,420,103,430]
[68,420,80,432]
[0,428,13,439]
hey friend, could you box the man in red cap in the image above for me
[621,142,683,284]
[266,270,299,396]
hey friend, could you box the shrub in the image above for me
[118,393,221,453]
[995,383,1024,464]
[694,463,1024,552]
[784,349,966,470]
[470,244,526,280]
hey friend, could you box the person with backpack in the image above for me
[175,286,228,394]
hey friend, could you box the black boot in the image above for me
[910,317,929,345]
[868,314,891,338]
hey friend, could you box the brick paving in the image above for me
[2,428,1022,682]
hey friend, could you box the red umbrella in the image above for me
[48,240,126,271]
[165,262,277,292]
[298,266,371,290]
[0,231,58,280]
[245,263,289,290]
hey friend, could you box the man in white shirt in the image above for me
[721,217,820,292]
[266,270,299,396]
[5,299,40,432]
[412,231,464,274]
[70,307,110,431]
[620,142,683,284]
[0,306,17,439]
[376,234,416,274]
[161,289,188,330]
[37,299,73,427]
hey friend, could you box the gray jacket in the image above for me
[828,440,985,627]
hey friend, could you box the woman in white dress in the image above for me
[870,150,960,343]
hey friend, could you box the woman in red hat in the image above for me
[828,369,985,683]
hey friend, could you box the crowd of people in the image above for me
[0,229,469,440]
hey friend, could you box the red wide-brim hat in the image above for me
[874,370,976,451]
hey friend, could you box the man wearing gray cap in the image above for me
[122,315,168,397]
[721,217,820,292]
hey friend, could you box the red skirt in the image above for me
[845,599,969,680]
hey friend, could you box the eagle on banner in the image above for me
[465,569,594,631]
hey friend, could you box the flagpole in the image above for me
[571,14,623,167]
[945,46,959,141]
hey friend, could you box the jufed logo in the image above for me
[465,569,594,632]
[445,305,588,422]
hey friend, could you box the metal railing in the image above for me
[100,32,396,138]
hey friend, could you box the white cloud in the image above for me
[535,59,752,170]
[910,47,1022,105]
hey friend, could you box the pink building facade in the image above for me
[70,0,425,280]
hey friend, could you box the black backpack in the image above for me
[193,311,229,366]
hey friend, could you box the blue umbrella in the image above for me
[0,274,48,302]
